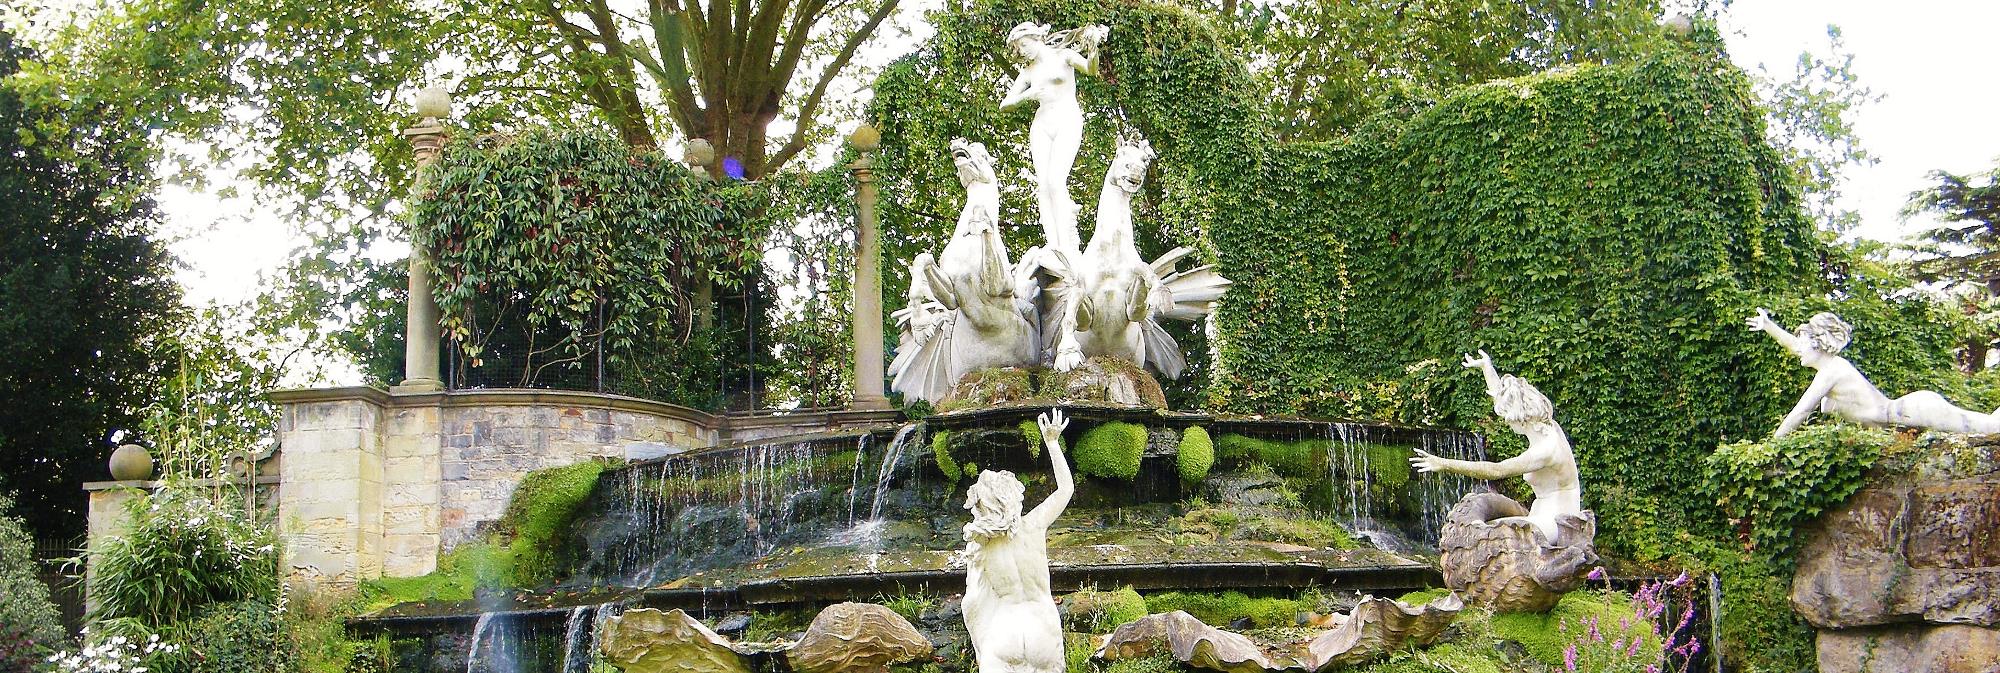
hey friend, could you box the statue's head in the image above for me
[962,469,1025,540]
[950,138,997,189]
[1107,138,1155,195]
[1007,22,1049,56]
[1492,374,1556,431]
[1794,312,1852,359]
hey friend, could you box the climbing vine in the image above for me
[1703,423,1891,566]
[408,128,769,406]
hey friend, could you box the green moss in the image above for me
[876,593,937,623]
[1238,515,1355,549]
[1177,427,1215,482]
[661,451,856,500]
[1022,419,1044,458]
[1064,587,1149,633]
[1489,590,1660,667]
[1393,589,1452,605]
[740,607,818,642]
[1346,642,1507,673]
[1143,591,1311,629]
[1064,633,1098,673]
[1364,444,1411,490]
[1074,421,1149,480]
[357,542,514,613]
[937,368,1036,413]
[932,430,960,481]
[1100,654,1178,673]
[500,460,608,586]
[1215,434,1326,477]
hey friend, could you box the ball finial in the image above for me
[413,86,452,120]
[684,139,716,167]
[1662,14,1694,36]
[849,123,882,152]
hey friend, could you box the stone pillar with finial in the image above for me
[684,139,718,331]
[848,124,891,410]
[395,86,451,392]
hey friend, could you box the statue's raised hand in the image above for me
[1409,448,1447,474]
[1745,308,1776,332]
[1038,409,1070,439]
[1461,350,1492,371]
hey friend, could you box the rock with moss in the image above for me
[1074,421,1149,480]
[932,430,960,481]
[601,608,751,673]
[1037,357,1166,408]
[1179,427,1215,482]
[1439,493,1597,613]
[785,603,933,673]
[1064,587,1149,633]
[501,459,609,586]
[937,368,1037,413]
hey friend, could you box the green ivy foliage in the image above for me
[1703,423,1892,566]
[408,128,769,407]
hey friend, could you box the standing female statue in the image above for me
[1747,308,2000,437]
[1001,21,1107,255]
[962,409,1073,673]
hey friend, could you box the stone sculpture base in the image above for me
[1438,493,1597,613]
[601,604,932,673]
[936,357,1167,412]
[1095,593,1463,672]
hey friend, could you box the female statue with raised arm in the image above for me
[1747,308,2000,437]
[1000,21,1106,255]
[962,409,1074,673]
[1410,350,1583,541]
[1412,350,1596,612]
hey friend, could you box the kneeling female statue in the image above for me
[962,410,1073,673]
[1411,351,1597,612]
[1748,308,2000,437]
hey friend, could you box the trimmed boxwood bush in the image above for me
[1073,421,1148,480]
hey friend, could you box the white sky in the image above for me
[153,1,2000,384]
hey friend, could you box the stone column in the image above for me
[396,87,450,393]
[684,140,718,332]
[847,124,891,410]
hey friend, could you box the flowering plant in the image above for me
[87,486,279,624]
[1560,570,1702,673]
[45,634,179,673]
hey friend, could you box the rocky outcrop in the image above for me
[1792,436,2000,673]
[600,608,751,673]
[785,603,933,673]
[1038,357,1166,408]
[1816,624,2000,673]
[1438,493,1597,613]
[1094,594,1463,672]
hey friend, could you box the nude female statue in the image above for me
[1000,21,1106,255]
[1410,351,1584,542]
[962,409,1073,673]
[1747,308,2000,437]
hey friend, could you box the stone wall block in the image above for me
[1908,484,2000,569]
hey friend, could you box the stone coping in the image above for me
[83,475,281,492]
[267,386,904,435]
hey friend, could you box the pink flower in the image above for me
[1587,566,1607,581]
[1564,644,1579,672]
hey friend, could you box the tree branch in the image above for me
[766,0,899,171]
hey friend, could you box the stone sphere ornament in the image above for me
[413,86,451,120]
[109,443,154,481]
[684,138,716,168]
[849,123,882,152]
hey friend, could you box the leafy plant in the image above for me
[87,486,279,624]
[1702,422,1891,565]
[0,492,63,669]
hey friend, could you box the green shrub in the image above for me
[1063,587,1148,633]
[152,600,292,673]
[1703,422,1892,565]
[1177,427,1215,482]
[0,492,63,669]
[1074,422,1149,480]
[90,486,279,624]
[500,460,608,586]
[1489,590,1659,667]
[932,430,960,481]
[1143,590,1309,629]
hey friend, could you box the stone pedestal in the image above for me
[1438,492,1597,613]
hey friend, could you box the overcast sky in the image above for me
[153,0,2000,383]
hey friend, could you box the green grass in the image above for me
[1142,590,1312,629]
[1075,421,1149,480]
[1489,590,1660,667]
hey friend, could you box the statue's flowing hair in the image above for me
[963,470,1025,544]
[1007,21,1049,45]
[1492,375,1556,426]
[1796,312,1853,354]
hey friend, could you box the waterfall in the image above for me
[464,612,511,673]
[1417,430,1487,537]
[847,431,874,525]
[558,605,593,673]
[868,424,920,521]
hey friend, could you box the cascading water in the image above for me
[557,604,617,673]
[1416,430,1486,535]
[1322,423,1488,549]
[868,424,920,521]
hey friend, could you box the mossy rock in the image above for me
[1037,357,1167,408]
[932,430,961,481]
[1178,427,1215,482]
[1075,421,1150,480]
[937,368,1037,413]
[1062,587,1148,633]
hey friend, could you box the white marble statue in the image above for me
[1042,137,1231,376]
[1747,308,2000,437]
[962,410,1073,673]
[1001,21,1106,256]
[889,140,1037,403]
[1410,351,1584,541]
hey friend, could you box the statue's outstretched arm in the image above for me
[1024,409,1073,529]
[1746,308,1806,353]
[1774,369,1836,437]
[1412,447,1556,480]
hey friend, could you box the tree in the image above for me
[0,28,185,537]
[1227,0,1673,139]
[1904,163,2000,370]
[1755,25,1881,233]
